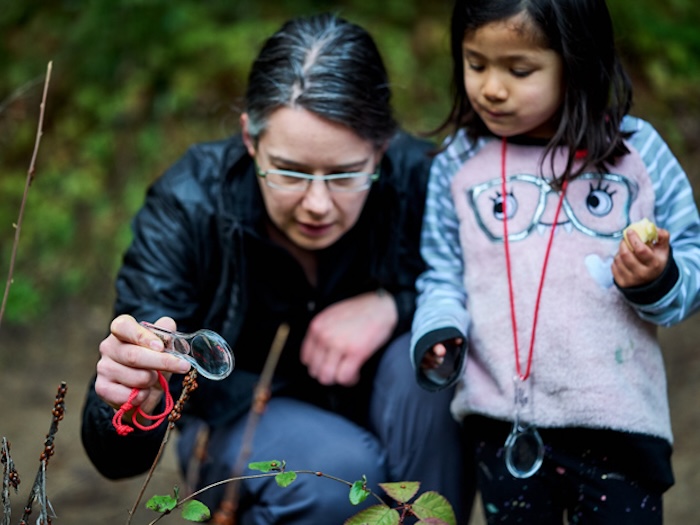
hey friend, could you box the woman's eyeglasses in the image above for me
[256,165,379,193]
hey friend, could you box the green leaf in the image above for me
[378,481,420,504]
[349,479,371,505]
[275,471,297,487]
[248,460,284,473]
[344,504,400,525]
[411,491,457,525]
[146,494,177,513]
[181,500,211,522]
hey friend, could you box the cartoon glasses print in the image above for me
[468,173,638,242]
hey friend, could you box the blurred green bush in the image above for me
[1,0,699,324]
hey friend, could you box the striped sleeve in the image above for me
[624,117,700,325]
[410,132,478,383]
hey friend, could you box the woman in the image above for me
[81,13,473,524]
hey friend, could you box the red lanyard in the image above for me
[112,371,174,436]
[500,137,567,381]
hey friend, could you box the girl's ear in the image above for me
[240,113,256,158]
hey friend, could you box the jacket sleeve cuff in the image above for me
[412,327,466,392]
[615,248,680,305]
[81,377,168,479]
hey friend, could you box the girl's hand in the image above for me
[94,314,190,414]
[612,227,671,288]
[421,337,464,370]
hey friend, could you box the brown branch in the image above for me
[0,61,52,330]
[212,322,290,524]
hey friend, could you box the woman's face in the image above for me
[242,107,382,251]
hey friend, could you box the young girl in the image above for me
[410,0,700,523]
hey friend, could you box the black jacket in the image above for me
[81,131,432,479]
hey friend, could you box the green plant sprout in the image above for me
[144,459,457,525]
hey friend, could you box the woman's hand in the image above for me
[94,314,191,414]
[301,290,397,387]
[612,227,671,288]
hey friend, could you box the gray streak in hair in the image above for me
[244,13,397,147]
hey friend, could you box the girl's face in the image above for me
[242,107,382,251]
[462,13,564,139]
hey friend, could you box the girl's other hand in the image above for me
[612,227,671,288]
[421,337,464,370]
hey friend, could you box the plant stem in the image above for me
[146,469,387,525]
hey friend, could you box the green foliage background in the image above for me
[1,0,699,324]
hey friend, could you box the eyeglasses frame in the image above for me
[255,164,380,193]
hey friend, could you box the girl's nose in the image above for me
[483,71,507,101]
[301,179,333,215]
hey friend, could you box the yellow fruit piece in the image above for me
[623,218,658,249]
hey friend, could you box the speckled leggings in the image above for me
[467,415,672,524]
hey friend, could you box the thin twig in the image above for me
[1,438,19,525]
[212,323,290,524]
[0,61,52,330]
[38,460,48,524]
[0,443,7,525]
[20,381,66,524]
[126,370,199,525]
[0,76,44,117]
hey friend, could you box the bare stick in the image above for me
[212,323,290,524]
[0,61,52,330]
[0,76,44,116]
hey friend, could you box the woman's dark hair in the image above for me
[441,0,633,179]
[244,13,397,148]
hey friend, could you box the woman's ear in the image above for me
[240,113,257,158]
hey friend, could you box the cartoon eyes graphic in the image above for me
[586,179,617,217]
[469,173,638,241]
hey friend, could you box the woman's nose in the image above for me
[301,178,333,215]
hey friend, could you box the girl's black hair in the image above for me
[439,0,633,179]
[245,13,397,148]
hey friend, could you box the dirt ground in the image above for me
[0,301,698,524]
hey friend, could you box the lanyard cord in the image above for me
[112,371,174,436]
[501,137,568,381]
